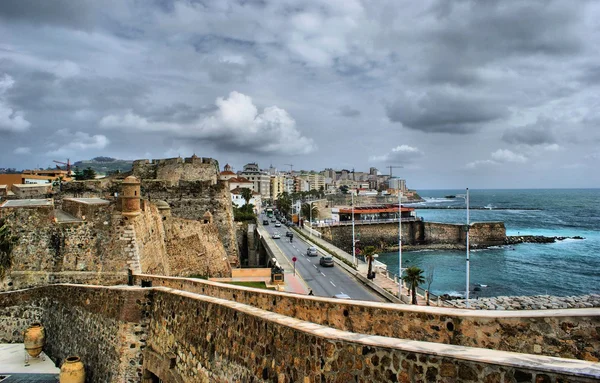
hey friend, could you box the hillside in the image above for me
[71,157,133,175]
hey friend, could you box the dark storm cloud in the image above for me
[502,124,556,146]
[386,89,507,134]
[0,0,100,29]
[338,105,360,118]
[422,0,584,86]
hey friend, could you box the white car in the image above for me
[272,233,281,239]
[275,222,281,227]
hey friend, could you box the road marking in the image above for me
[330,281,336,287]
[320,272,326,277]
[313,265,318,269]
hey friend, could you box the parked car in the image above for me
[263,220,269,225]
[285,231,293,237]
[306,246,318,256]
[275,222,281,227]
[271,219,276,223]
[272,232,281,239]
[319,256,334,267]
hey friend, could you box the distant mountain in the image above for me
[72,157,133,175]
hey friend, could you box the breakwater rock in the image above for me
[447,294,600,310]
[505,235,585,245]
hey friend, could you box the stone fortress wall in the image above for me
[1,284,598,383]
[0,177,231,291]
[132,156,218,184]
[317,221,506,252]
[133,274,600,362]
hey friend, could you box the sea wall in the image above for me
[449,294,600,311]
[0,285,151,382]
[317,221,506,252]
[133,274,600,361]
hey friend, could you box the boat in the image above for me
[444,195,456,199]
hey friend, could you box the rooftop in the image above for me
[11,184,51,188]
[0,199,53,208]
[63,198,110,205]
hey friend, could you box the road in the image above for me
[261,219,384,302]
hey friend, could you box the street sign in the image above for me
[292,257,297,276]
[292,257,297,262]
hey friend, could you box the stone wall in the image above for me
[62,198,110,220]
[133,275,600,362]
[317,221,506,252]
[144,180,239,262]
[2,285,599,382]
[0,285,151,382]
[132,156,218,184]
[144,287,599,382]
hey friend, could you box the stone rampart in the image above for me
[133,274,600,361]
[132,156,218,184]
[0,285,151,382]
[2,285,599,382]
[317,221,506,252]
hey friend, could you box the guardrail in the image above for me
[314,217,420,227]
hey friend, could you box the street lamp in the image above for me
[351,192,356,266]
[398,190,403,299]
[456,188,471,308]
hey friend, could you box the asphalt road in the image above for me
[261,219,384,302]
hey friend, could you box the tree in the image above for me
[0,219,17,280]
[403,266,425,305]
[425,267,435,305]
[301,203,318,221]
[240,188,253,206]
[339,185,349,194]
[74,167,97,180]
[276,192,292,216]
[362,246,377,280]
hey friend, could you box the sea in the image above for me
[377,189,600,298]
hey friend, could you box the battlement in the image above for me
[132,156,218,183]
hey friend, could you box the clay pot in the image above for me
[23,323,45,358]
[60,356,85,383]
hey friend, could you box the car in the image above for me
[263,220,269,225]
[285,231,293,237]
[272,233,281,239]
[319,256,334,267]
[275,222,281,227]
[271,219,276,223]
[306,246,318,257]
[332,293,351,299]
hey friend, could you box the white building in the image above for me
[230,187,262,214]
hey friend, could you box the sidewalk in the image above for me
[295,226,431,305]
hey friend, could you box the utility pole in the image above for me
[284,164,294,174]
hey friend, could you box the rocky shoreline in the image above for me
[445,294,600,310]
[505,235,585,245]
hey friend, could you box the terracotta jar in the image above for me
[23,323,45,357]
[60,356,85,383]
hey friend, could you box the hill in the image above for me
[72,157,133,175]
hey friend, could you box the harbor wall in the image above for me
[316,221,506,252]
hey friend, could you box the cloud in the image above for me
[47,131,109,156]
[0,74,31,133]
[490,149,527,163]
[101,91,315,155]
[338,105,361,118]
[13,146,30,154]
[465,159,498,169]
[369,145,423,163]
[386,88,506,134]
[502,121,556,146]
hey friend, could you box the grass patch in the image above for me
[224,281,275,290]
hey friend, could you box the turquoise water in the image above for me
[378,189,600,298]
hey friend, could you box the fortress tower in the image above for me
[121,175,141,217]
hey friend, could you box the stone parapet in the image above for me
[133,274,600,362]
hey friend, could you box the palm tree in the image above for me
[276,192,292,216]
[362,246,377,280]
[403,266,425,305]
[240,188,253,206]
[301,203,319,221]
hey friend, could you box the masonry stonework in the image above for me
[318,221,506,252]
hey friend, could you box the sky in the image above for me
[1,0,600,189]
